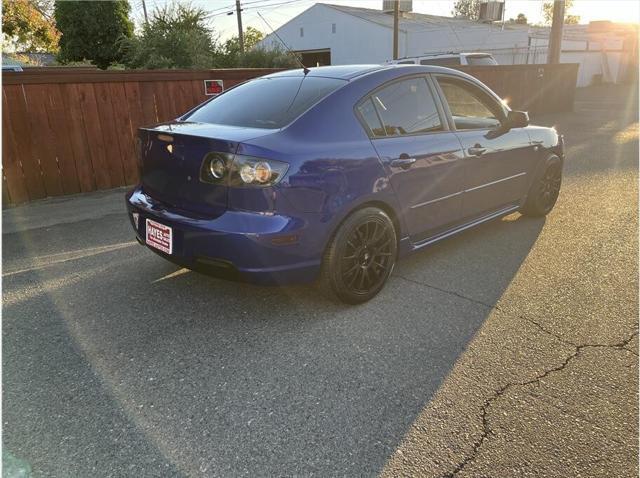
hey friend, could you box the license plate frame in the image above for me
[146,218,173,255]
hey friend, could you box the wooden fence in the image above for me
[2,68,280,205]
[2,64,578,205]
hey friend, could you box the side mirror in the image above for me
[506,110,529,129]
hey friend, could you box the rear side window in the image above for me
[185,76,345,129]
[369,77,442,136]
[466,55,497,66]
[420,57,460,66]
[357,99,386,137]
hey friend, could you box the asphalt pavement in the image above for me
[3,83,638,477]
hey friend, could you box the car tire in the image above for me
[520,155,563,217]
[318,207,397,304]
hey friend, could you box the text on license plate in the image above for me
[146,219,173,255]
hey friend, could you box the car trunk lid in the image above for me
[139,121,274,217]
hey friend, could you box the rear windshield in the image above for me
[184,76,345,129]
[466,55,497,66]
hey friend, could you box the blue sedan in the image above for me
[127,65,563,303]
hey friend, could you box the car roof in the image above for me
[263,65,390,80]
[263,62,500,81]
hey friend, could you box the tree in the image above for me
[2,0,60,52]
[451,0,482,20]
[54,0,133,69]
[121,3,218,69]
[516,13,528,24]
[542,1,580,25]
[217,26,264,68]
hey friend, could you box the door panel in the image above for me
[372,133,466,242]
[455,129,533,220]
[433,74,534,220]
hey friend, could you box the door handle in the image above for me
[390,157,417,169]
[467,146,487,156]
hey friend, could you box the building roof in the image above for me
[319,3,515,32]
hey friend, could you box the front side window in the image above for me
[436,77,504,130]
[368,77,443,136]
[185,76,345,129]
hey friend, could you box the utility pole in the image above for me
[393,0,399,60]
[547,0,565,64]
[236,0,245,53]
[141,0,148,24]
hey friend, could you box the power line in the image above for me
[206,0,305,19]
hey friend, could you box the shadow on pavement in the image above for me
[3,209,544,476]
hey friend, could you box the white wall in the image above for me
[529,36,628,86]
[258,4,530,65]
[406,26,529,60]
[259,4,397,64]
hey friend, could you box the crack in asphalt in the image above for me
[391,275,638,477]
[443,328,639,478]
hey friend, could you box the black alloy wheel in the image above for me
[319,207,397,304]
[521,155,563,217]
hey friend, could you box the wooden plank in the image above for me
[44,84,81,195]
[3,85,47,199]
[3,173,11,206]
[138,81,158,126]
[190,79,205,107]
[176,80,195,115]
[93,82,126,188]
[153,81,173,122]
[23,84,64,197]
[108,82,139,185]
[61,83,96,192]
[2,89,29,204]
[76,83,111,190]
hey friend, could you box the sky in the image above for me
[130,0,640,41]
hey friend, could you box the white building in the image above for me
[526,21,639,86]
[258,2,530,66]
[258,3,639,87]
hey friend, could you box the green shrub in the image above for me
[237,47,300,69]
[121,3,218,69]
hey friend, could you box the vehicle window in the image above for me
[357,99,386,137]
[466,55,497,66]
[420,57,460,66]
[397,60,416,64]
[185,76,345,129]
[370,77,442,136]
[436,77,503,130]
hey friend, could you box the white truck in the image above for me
[386,52,497,67]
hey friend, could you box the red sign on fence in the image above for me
[204,79,223,96]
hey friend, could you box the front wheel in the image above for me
[520,155,563,217]
[319,207,397,304]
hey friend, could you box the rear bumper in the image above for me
[126,186,321,285]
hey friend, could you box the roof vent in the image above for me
[382,0,412,13]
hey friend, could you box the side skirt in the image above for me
[410,204,521,252]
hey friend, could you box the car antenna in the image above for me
[257,11,309,74]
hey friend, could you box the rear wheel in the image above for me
[319,207,397,304]
[520,155,562,217]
